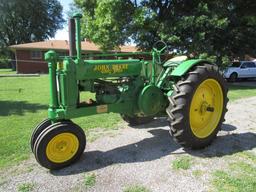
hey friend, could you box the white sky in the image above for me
[52,0,73,40]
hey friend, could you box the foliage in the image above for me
[84,173,96,188]
[75,0,134,50]
[0,0,65,46]
[75,0,256,66]
[17,183,35,192]
[212,161,256,192]
[172,156,193,170]
[66,3,82,18]
[0,54,10,69]
[123,185,151,192]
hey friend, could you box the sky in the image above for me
[53,0,73,40]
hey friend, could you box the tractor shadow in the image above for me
[0,100,48,116]
[130,117,169,129]
[52,128,179,175]
[51,122,256,176]
[186,125,256,158]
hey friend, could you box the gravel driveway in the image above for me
[1,97,256,192]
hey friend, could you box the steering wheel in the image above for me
[152,40,167,54]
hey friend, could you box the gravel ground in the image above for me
[1,97,256,192]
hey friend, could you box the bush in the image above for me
[0,47,12,68]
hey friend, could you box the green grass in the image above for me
[172,156,193,170]
[237,151,256,163]
[0,68,16,74]
[84,173,96,188]
[17,182,35,192]
[0,76,122,168]
[192,170,204,177]
[228,85,256,101]
[212,161,256,192]
[123,185,150,192]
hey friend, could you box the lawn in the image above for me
[0,76,255,169]
[212,153,256,192]
[0,68,16,75]
[228,85,256,101]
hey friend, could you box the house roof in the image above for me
[9,40,138,53]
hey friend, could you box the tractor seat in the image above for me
[163,55,188,68]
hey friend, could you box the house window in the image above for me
[31,51,42,59]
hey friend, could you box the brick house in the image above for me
[9,40,138,73]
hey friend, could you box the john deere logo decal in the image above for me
[93,64,128,74]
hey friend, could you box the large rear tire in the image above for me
[166,64,228,149]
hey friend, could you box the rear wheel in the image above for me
[33,121,86,169]
[120,114,153,126]
[166,64,228,149]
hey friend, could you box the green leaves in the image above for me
[78,0,134,51]
[0,0,64,46]
[75,0,256,66]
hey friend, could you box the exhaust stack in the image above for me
[68,18,76,57]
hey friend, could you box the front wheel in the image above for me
[31,119,73,153]
[166,64,228,149]
[33,121,86,169]
[31,119,52,153]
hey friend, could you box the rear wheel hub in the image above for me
[189,79,223,138]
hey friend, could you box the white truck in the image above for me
[223,61,256,82]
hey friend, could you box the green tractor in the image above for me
[31,14,228,169]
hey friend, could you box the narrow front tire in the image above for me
[33,122,86,170]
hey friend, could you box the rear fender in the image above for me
[170,59,212,77]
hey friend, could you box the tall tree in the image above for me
[75,0,256,66]
[0,0,65,46]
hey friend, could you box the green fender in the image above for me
[170,59,212,77]
[166,59,212,97]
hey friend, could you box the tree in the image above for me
[75,0,256,66]
[75,0,134,50]
[67,2,82,18]
[0,0,65,47]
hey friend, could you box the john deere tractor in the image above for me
[31,13,228,169]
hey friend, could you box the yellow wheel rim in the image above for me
[189,79,223,138]
[46,133,79,163]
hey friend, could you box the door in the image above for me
[246,62,256,78]
[239,62,250,78]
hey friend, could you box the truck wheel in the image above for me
[229,73,237,82]
[33,121,86,170]
[166,64,228,149]
[120,114,153,126]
